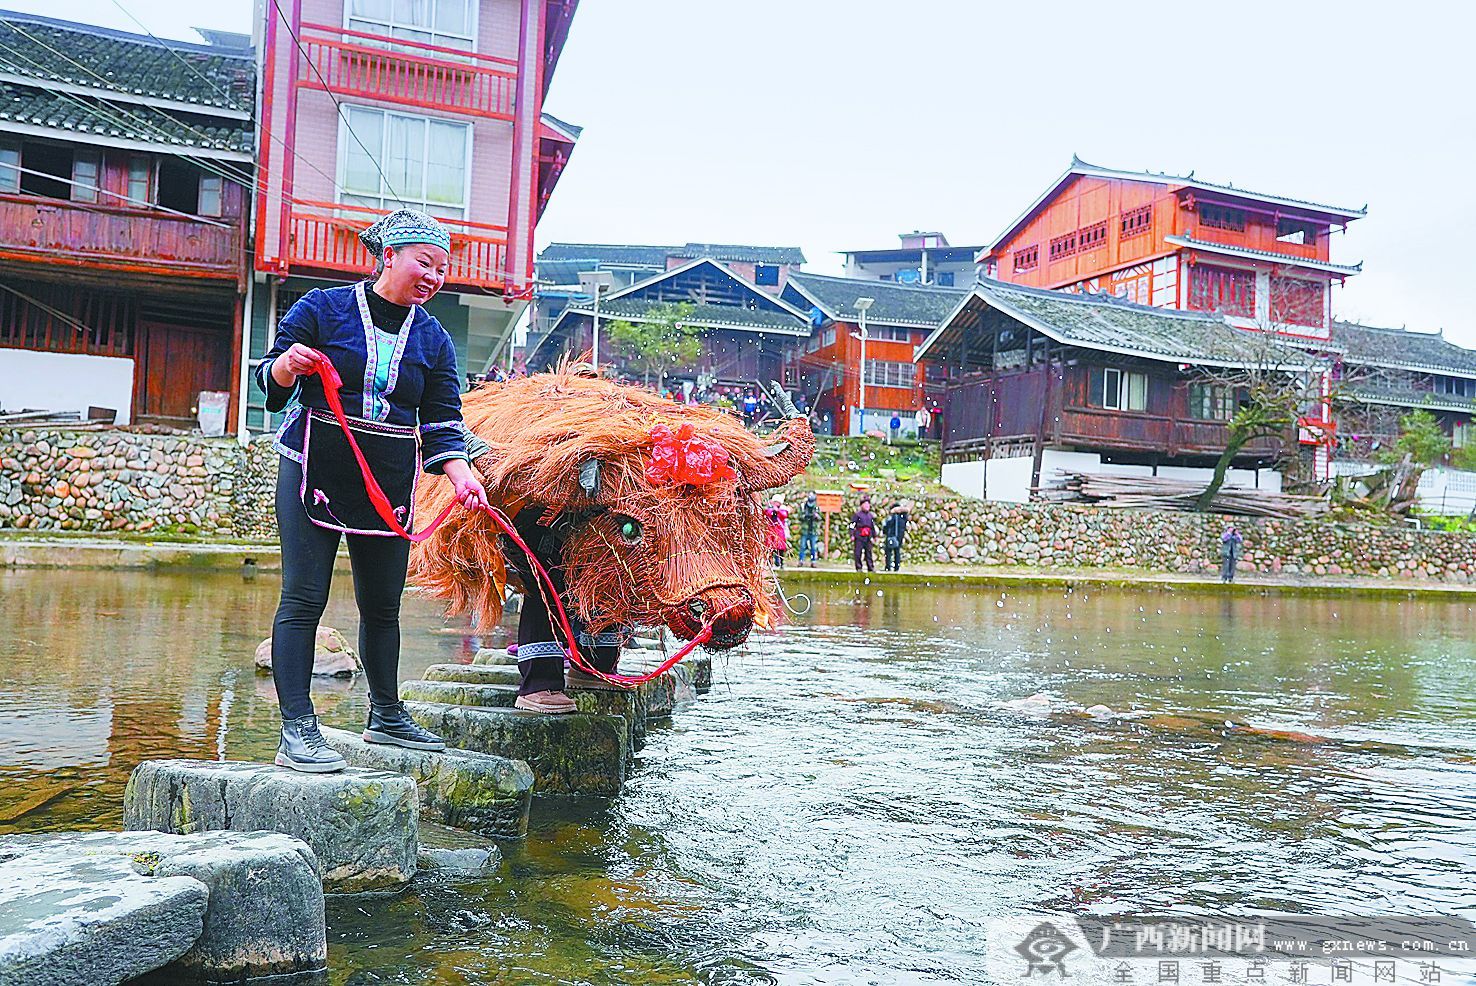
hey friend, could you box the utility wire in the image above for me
[266,0,405,204]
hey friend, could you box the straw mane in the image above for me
[409,369,811,637]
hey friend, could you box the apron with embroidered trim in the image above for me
[298,283,420,536]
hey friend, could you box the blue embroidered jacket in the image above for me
[253,283,469,473]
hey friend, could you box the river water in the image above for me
[3,568,1476,984]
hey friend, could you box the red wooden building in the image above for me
[979,157,1365,344]
[0,14,254,426]
[780,272,964,437]
[248,0,581,432]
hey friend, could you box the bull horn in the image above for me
[765,380,802,419]
[738,415,815,494]
[578,459,600,496]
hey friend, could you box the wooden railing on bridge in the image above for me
[296,23,518,121]
[286,199,509,292]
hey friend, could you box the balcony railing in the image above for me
[296,23,518,121]
[0,193,240,279]
[286,199,508,292]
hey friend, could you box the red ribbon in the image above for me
[300,349,715,689]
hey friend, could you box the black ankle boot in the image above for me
[275,714,347,773]
[363,701,446,751]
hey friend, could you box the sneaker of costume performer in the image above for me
[254,209,490,771]
[505,469,629,714]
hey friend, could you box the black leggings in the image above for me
[509,509,619,695]
[271,456,410,720]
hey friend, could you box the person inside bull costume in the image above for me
[254,210,490,772]
[410,370,817,713]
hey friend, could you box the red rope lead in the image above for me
[301,349,715,688]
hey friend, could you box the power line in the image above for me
[266,0,405,204]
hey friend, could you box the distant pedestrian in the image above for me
[765,494,790,568]
[1220,526,1244,583]
[882,500,909,571]
[798,491,821,567]
[852,497,877,572]
[914,405,931,437]
[888,412,902,445]
[742,391,759,426]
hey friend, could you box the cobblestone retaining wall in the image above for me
[5,427,1476,582]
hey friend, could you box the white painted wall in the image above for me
[940,460,985,499]
[0,350,133,424]
[948,449,1283,503]
[985,456,1035,502]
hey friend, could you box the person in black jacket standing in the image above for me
[882,501,909,571]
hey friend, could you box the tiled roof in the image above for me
[538,243,672,267]
[539,241,807,268]
[1163,235,1363,277]
[564,296,809,336]
[0,79,252,154]
[671,243,806,265]
[784,271,967,327]
[918,278,1316,370]
[0,14,253,114]
[1346,385,1476,415]
[534,258,590,285]
[1335,320,1476,377]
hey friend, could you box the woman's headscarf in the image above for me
[360,209,452,276]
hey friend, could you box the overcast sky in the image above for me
[10,1,1475,343]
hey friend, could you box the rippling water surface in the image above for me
[4,568,1476,984]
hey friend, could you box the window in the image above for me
[346,0,476,50]
[1120,204,1152,239]
[1439,377,1475,398]
[127,156,153,205]
[1455,422,1473,449]
[340,105,470,219]
[866,326,913,342]
[1188,265,1256,318]
[198,175,224,217]
[0,142,17,193]
[1199,203,1247,231]
[20,142,72,199]
[71,151,99,203]
[822,326,836,347]
[1012,244,1039,273]
[1276,218,1317,246]
[936,271,955,287]
[1269,275,1325,328]
[1079,221,1107,252]
[863,360,915,389]
[1188,383,1236,420]
[1089,367,1148,412]
[1048,232,1077,262]
[753,264,779,286]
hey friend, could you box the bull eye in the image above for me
[617,517,642,545]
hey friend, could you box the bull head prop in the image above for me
[408,369,814,650]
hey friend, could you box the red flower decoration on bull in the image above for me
[646,423,737,486]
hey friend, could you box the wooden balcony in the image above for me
[1058,407,1280,457]
[296,23,518,121]
[0,193,241,280]
[286,200,509,293]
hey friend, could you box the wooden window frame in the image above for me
[126,155,155,207]
[1012,244,1039,273]
[1079,221,1108,252]
[71,149,100,204]
[0,140,21,194]
[1120,204,1152,239]
[198,174,224,217]
[1200,203,1247,232]
[1048,232,1077,262]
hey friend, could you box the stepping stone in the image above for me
[472,647,516,666]
[424,663,521,686]
[402,701,628,797]
[122,760,418,893]
[0,829,325,986]
[319,726,533,839]
[403,678,648,752]
[416,821,502,879]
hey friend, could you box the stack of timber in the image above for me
[1042,471,1328,519]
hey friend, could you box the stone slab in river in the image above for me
[320,726,533,839]
[0,829,326,986]
[253,624,361,677]
[122,759,418,893]
[403,678,649,752]
[472,647,517,666]
[423,663,521,686]
[402,701,628,796]
[0,844,206,986]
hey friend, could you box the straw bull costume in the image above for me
[409,369,816,712]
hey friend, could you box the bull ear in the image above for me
[578,459,601,496]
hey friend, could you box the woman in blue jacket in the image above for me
[254,210,488,772]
